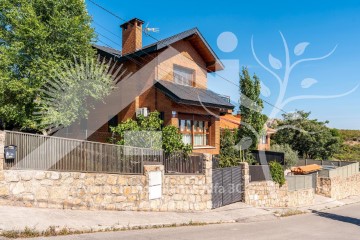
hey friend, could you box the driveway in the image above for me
[25,202,360,240]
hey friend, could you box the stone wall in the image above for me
[241,162,314,208]
[162,157,212,211]
[0,131,4,171]
[316,173,360,200]
[245,181,314,208]
[0,152,213,212]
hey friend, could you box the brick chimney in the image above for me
[120,18,144,55]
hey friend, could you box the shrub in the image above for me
[269,161,285,186]
[110,111,191,154]
[218,129,241,167]
[162,125,192,154]
[271,144,299,169]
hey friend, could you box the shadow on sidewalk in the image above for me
[312,210,360,227]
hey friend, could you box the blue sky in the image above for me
[86,0,360,130]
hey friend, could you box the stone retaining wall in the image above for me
[0,158,212,212]
[245,181,314,208]
[242,162,315,208]
[0,129,212,212]
[0,131,4,171]
[316,173,360,200]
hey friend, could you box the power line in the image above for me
[88,0,287,114]
[93,21,122,40]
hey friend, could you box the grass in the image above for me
[274,209,307,217]
[0,221,216,239]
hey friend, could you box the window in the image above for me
[108,115,118,132]
[179,118,210,147]
[173,65,194,87]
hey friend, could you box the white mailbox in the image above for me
[149,171,162,200]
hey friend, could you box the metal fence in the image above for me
[296,159,359,178]
[4,131,163,174]
[251,150,285,165]
[318,162,359,178]
[286,174,315,191]
[297,159,355,167]
[249,165,272,182]
[212,166,242,208]
[164,152,204,174]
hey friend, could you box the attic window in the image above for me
[173,65,194,87]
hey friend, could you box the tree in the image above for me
[271,144,299,169]
[218,129,241,167]
[272,110,342,159]
[34,57,115,135]
[0,0,95,131]
[238,67,267,150]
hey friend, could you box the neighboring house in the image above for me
[219,114,275,151]
[65,18,234,154]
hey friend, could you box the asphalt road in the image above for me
[31,203,360,240]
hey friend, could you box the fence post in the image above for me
[140,148,144,174]
[305,159,308,166]
[0,131,5,171]
[239,162,249,203]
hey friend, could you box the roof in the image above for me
[93,28,224,72]
[93,45,122,57]
[155,80,234,110]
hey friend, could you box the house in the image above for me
[219,114,275,151]
[64,18,234,155]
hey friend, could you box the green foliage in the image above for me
[333,144,360,161]
[271,144,299,169]
[162,126,192,155]
[111,111,191,154]
[218,129,257,167]
[269,161,285,186]
[272,110,342,160]
[111,119,140,145]
[331,129,360,161]
[34,58,114,134]
[218,129,241,167]
[238,67,267,150]
[0,0,95,131]
[338,129,360,142]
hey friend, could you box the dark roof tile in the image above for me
[155,80,234,110]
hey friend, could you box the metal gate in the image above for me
[212,166,242,209]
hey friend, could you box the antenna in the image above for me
[144,22,160,33]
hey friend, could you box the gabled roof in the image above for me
[93,28,224,72]
[94,45,122,57]
[155,80,234,110]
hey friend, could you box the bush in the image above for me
[269,161,285,186]
[162,126,192,154]
[218,129,241,167]
[271,144,299,169]
[110,111,191,154]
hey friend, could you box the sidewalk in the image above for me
[0,202,274,233]
[0,195,359,234]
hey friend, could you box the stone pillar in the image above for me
[203,153,213,209]
[143,164,164,211]
[0,131,5,171]
[239,162,249,203]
